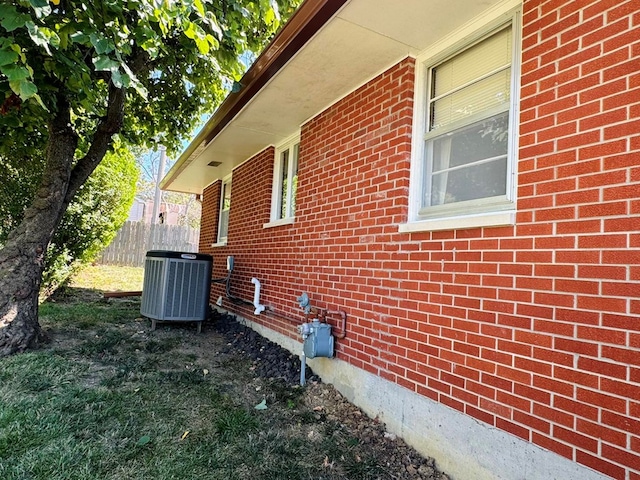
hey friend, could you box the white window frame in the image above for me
[264,134,300,228]
[216,174,232,245]
[401,3,521,233]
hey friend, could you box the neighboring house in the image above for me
[126,198,147,222]
[126,198,191,225]
[161,1,640,479]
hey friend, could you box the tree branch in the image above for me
[64,81,125,203]
[65,49,150,204]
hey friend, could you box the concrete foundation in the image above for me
[236,313,609,480]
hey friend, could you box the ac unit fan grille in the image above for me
[141,252,212,322]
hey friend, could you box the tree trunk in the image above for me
[0,75,127,357]
[0,106,79,356]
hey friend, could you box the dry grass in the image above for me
[70,264,144,292]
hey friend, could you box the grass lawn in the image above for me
[69,264,145,292]
[0,265,439,480]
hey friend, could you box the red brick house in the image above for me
[161,1,640,478]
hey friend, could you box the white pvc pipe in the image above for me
[251,277,265,315]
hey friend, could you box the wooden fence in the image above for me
[97,221,200,267]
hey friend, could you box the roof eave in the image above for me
[160,0,348,191]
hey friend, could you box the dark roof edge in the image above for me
[161,0,348,190]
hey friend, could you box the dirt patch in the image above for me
[301,382,446,479]
[209,310,450,480]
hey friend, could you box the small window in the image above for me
[217,175,231,243]
[404,10,520,232]
[271,136,299,222]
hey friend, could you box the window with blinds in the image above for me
[421,22,515,215]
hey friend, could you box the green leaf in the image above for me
[130,78,148,99]
[10,43,26,63]
[194,36,209,55]
[263,7,275,25]
[26,21,59,54]
[1,115,21,127]
[31,92,46,110]
[89,33,113,55]
[121,63,148,99]
[58,31,68,50]
[69,31,90,45]
[0,10,31,32]
[193,0,205,17]
[1,64,31,82]
[28,0,51,19]
[154,9,169,35]
[183,21,197,40]
[136,435,151,446]
[142,43,160,59]
[43,27,60,48]
[93,55,120,73]
[111,70,130,89]
[9,78,38,101]
[204,14,223,39]
[254,398,267,410]
[270,0,281,20]
[0,4,15,18]
[0,49,19,67]
[205,34,218,51]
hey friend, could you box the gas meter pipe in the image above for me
[325,310,346,339]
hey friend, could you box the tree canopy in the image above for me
[0,0,301,356]
[0,0,298,155]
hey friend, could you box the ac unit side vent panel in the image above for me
[141,258,165,319]
[141,251,212,322]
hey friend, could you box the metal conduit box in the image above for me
[141,250,212,331]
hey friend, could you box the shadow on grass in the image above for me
[49,285,140,304]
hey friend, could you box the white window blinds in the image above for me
[429,25,512,131]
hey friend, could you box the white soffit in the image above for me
[164,0,509,194]
[235,19,412,131]
[338,0,502,50]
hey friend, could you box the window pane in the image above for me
[432,26,512,98]
[222,182,231,211]
[219,209,229,239]
[279,150,289,219]
[291,144,299,216]
[425,112,508,207]
[219,179,231,241]
[430,25,512,130]
[431,69,510,129]
[430,158,507,205]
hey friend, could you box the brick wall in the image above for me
[198,2,640,478]
[517,2,640,477]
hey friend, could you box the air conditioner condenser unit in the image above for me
[140,250,212,333]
